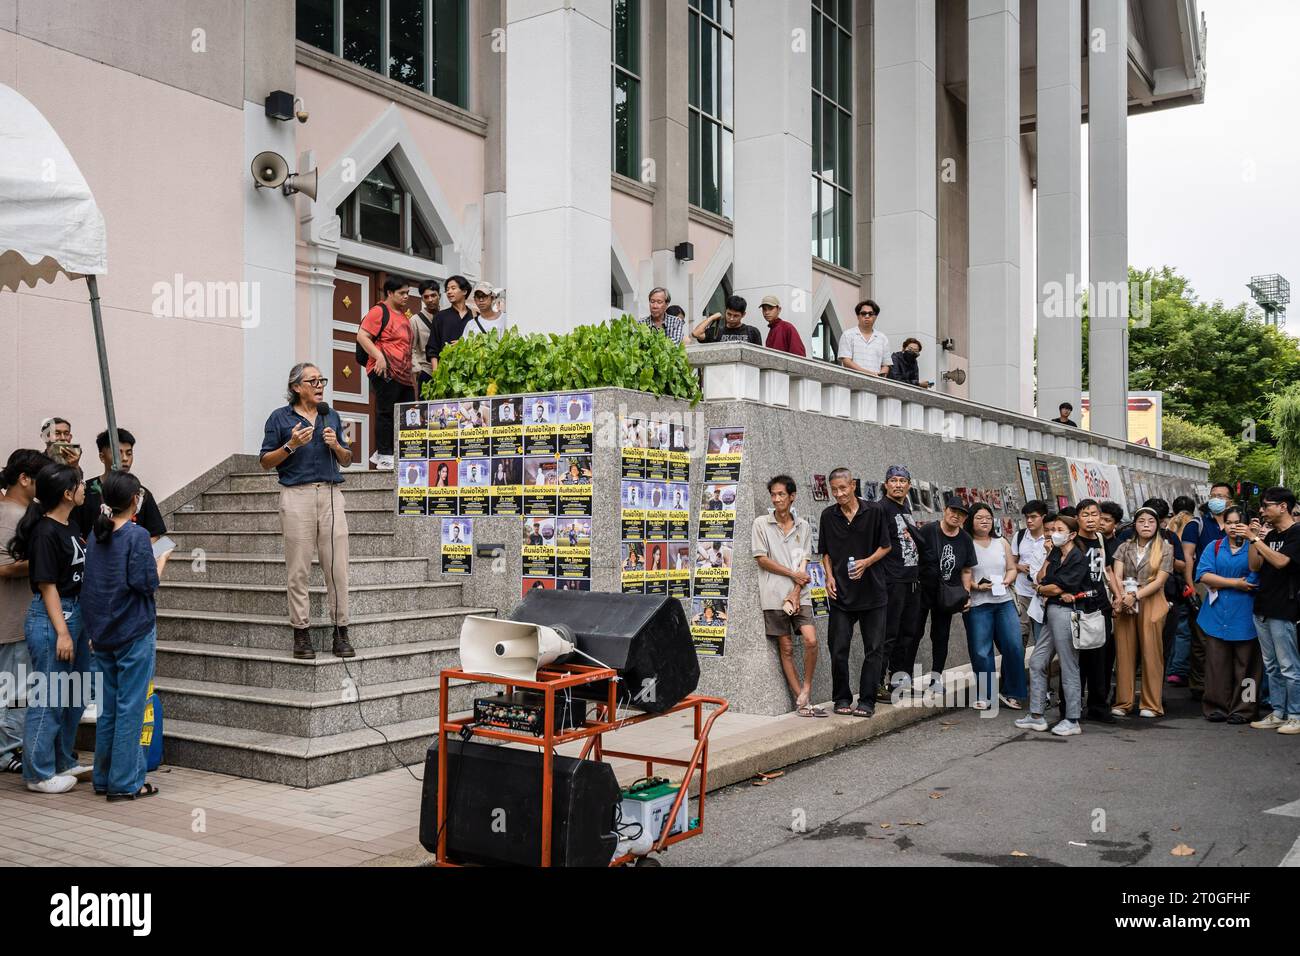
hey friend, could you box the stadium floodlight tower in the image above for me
[1247,274,1290,327]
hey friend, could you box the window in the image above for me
[811,0,853,267]
[612,0,641,179]
[703,273,733,319]
[297,0,466,108]
[688,0,733,217]
[811,310,839,363]
[336,157,442,261]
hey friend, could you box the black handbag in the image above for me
[939,580,970,614]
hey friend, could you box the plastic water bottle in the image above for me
[847,556,857,575]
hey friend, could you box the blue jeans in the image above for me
[1166,603,1192,677]
[92,629,156,797]
[22,596,90,783]
[964,600,1028,702]
[1254,616,1300,719]
[0,640,31,759]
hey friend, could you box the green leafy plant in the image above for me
[421,315,702,403]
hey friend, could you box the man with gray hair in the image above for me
[639,287,685,344]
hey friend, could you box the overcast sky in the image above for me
[1121,0,1299,317]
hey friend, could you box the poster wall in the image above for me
[690,426,746,656]
[621,417,692,599]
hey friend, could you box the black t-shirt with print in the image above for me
[700,319,764,345]
[876,497,921,584]
[27,516,85,597]
[917,522,976,589]
[1255,525,1300,621]
[1074,534,1113,614]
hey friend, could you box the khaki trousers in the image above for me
[280,483,350,629]
[1113,597,1168,715]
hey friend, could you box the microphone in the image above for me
[316,402,333,443]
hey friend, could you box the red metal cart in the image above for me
[434,661,728,867]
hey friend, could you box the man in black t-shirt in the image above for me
[1245,487,1300,732]
[691,295,764,346]
[1074,499,1119,723]
[917,497,976,692]
[877,465,924,698]
[818,468,891,717]
[74,429,167,542]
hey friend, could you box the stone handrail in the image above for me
[685,343,1209,481]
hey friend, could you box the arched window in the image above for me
[811,309,839,363]
[336,157,442,261]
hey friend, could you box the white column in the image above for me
[505,0,611,335]
[733,0,813,343]
[1035,0,1082,424]
[966,0,1020,409]
[1088,0,1129,439]
[872,0,937,383]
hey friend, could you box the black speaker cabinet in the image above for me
[419,739,620,867]
[510,590,700,713]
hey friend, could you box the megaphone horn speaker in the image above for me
[459,616,575,682]
[251,151,289,189]
[284,168,318,201]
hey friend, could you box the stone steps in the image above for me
[156,580,461,617]
[221,470,397,493]
[162,716,438,789]
[155,637,462,691]
[195,487,397,511]
[155,674,476,738]
[167,529,398,556]
[156,606,494,650]
[170,508,395,533]
[161,553,432,587]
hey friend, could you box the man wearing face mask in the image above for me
[1182,483,1234,698]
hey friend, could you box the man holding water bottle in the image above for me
[819,468,891,718]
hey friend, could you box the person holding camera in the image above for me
[1245,487,1300,734]
[1194,505,1260,724]
[1110,506,1174,718]
[39,417,81,470]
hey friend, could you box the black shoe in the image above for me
[1226,713,1249,725]
[1206,710,1228,722]
[292,627,316,660]
[1088,708,1117,724]
[332,626,356,659]
[874,685,893,703]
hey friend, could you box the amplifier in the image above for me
[473,691,588,736]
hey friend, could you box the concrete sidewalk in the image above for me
[0,677,974,867]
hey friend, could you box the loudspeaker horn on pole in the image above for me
[459,615,575,682]
[251,151,289,189]
[284,168,318,200]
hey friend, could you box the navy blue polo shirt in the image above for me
[260,405,349,487]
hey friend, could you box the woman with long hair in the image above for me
[433,462,451,488]
[1016,514,1088,737]
[962,504,1027,710]
[82,471,169,799]
[7,461,89,792]
[1111,506,1173,718]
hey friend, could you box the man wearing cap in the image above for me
[465,281,508,337]
[760,296,806,357]
[917,497,977,694]
[877,465,925,698]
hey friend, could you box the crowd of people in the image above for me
[752,469,1300,737]
[0,421,170,796]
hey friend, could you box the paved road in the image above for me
[668,688,1300,867]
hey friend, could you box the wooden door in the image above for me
[332,268,377,467]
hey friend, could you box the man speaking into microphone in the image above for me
[260,363,354,661]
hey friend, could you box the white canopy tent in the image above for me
[0,82,120,468]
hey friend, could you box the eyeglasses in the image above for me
[301,378,329,388]
[858,310,875,318]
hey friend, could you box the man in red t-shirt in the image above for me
[760,295,807,357]
[356,276,415,469]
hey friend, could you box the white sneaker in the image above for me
[1139,709,1158,719]
[374,455,395,471]
[63,764,93,778]
[27,775,77,794]
[80,702,98,723]
[369,451,383,466]
[1278,718,1300,735]
[1251,712,1286,730]
[1051,719,1082,737]
[1015,715,1049,732]
[1111,707,1128,717]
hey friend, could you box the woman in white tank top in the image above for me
[962,504,1027,709]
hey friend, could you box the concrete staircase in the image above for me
[155,468,494,788]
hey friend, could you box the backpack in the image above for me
[356,303,391,364]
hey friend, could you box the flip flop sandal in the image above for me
[755,770,784,780]
[107,783,159,802]
[850,706,875,718]
[809,706,829,718]
[834,705,856,716]
[797,705,820,718]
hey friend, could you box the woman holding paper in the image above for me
[1110,506,1173,719]
[962,504,1026,710]
[81,471,169,800]
[1193,505,1261,724]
